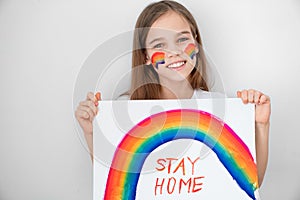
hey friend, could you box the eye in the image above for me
[177,37,189,43]
[153,43,164,49]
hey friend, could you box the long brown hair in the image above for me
[130,0,208,100]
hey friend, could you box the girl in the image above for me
[75,0,270,187]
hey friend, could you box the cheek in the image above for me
[184,43,196,59]
[151,52,165,69]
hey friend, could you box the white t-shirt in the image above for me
[117,89,225,100]
[191,89,225,99]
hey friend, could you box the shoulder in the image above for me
[192,89,226,99]
[115,94,130,100]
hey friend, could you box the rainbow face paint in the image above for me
[184,43,197,59]
[151,52,165,69]
[104,109,258,200]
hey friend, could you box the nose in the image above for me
[165,44,182,58]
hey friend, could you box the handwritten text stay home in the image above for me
[154,156,205,195]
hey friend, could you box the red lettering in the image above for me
[187,156,200,175]
[179,177,192,194]
[192,176,204,193]
[166,158,178,173]
[155,158,166,171]
[154,178,165,195]
[154,157,205,196]
[167,177,176,194]
[173,158,185,175]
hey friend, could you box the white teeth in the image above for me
[167,61,185,68]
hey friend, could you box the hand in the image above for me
[237,89,271,125]
[75,92,101,135]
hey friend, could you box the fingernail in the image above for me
[95,102,98,106]
[95,92,101,101]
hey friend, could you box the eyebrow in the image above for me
[148,30,192,45]
[177,31,192,36]
[149,37,164,45]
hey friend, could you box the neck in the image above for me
[159,79,194,99]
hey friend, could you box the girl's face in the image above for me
[145,11,198,83]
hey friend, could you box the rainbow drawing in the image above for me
[184,43,196,59]
[151,52,165,69]
[104,109,258,200]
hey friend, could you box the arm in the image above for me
[75,92,101,162]
[84,132,94,162]
[237,89,271,186]
[255,122,269,186]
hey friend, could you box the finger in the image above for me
[248,89,255,103]
[79,100,98,115]
[95,92,101,101]
[241,90,248,104]
[86,92,100,106]
[259,94,270,105]
[86,92,97,102]
[237,91,241,98]
[95,92,101,107]
[77,105,96,120]
[75,109,89,120]
[254,90,262,104]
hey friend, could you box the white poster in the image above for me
[94,99,259,200]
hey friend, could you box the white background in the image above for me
[0,0,300,199]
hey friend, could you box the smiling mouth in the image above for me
[167,61,187,69]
